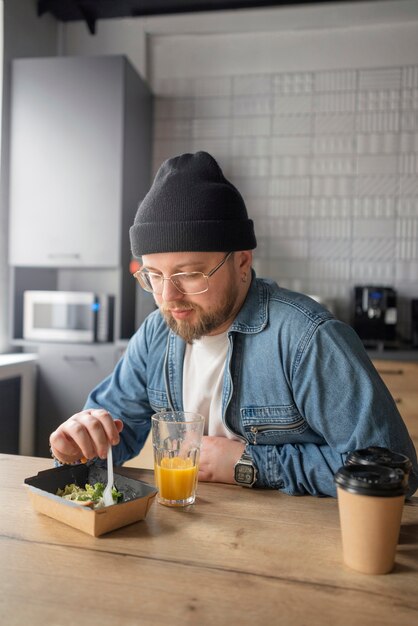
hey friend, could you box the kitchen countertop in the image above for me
[118,339,418,362]
[367,349,418,362]
[2,348,417,365]
[0,353,38,367]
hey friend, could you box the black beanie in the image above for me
[129,151,257,256]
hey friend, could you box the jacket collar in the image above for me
[229,271,269,334]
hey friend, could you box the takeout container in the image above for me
[24,463,157,537]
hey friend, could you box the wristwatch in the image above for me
[234,450,258,487]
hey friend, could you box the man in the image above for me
[49,151,418,496]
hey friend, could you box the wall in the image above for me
[63,1,418,339]
[0,0,59,352]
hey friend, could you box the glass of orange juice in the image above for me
[151,411,205,507]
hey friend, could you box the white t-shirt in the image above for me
[182,332,240,440]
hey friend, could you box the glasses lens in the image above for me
[172,272,208,295]
[136,271,162,293]
[136,270,209,295]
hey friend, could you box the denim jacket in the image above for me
[85,274,418,497]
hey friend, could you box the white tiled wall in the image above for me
[153,65,418,338]
[63,2,418,340]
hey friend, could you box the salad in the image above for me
[56,482,123,509]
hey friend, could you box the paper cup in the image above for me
[335,464,406,574]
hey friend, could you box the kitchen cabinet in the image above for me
[9,55,152,268]
[0,376,20,454]
[8,55,153,342]
[372,359,418,452]
[373,360,418,396]
[392,394,418,442]
[35,343,119,456]
[7,55,154,456]
[0,354,37,455]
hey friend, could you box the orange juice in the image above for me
[154,456,199,502]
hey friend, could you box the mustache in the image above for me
[160,302,198,314]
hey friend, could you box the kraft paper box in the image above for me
[24,464,157,537]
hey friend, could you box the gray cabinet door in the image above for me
[36,343,118,456]
[9,56,125,267]
[0,377,20,454]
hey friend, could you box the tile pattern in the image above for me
[153,65,418,338]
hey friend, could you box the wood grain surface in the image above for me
[1,454,418,626]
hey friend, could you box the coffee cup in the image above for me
[334,464,406,574]
[345,446,412,489]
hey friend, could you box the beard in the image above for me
[159,285,239,343]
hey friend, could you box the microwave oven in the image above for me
[23,291,114,343]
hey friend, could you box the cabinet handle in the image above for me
[63,356,96,363]
[47,253,81,259]
[376,369,404,376]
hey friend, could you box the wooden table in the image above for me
[1,454,418,626]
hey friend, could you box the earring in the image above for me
[242,273,247,283]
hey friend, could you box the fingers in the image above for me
[114,418,124,434]
[50,409,124,463]
[89,410,121,449]
[50,429,82,464]
[198,466,213,482]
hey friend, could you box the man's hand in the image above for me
[198,436,245,484]
[49,409,123,464]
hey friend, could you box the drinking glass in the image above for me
[152,411,205,507]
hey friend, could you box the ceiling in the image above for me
[37,0,376,35]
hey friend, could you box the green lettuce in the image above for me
[56,482,122,508]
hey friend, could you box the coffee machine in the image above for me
[353,286,397,343]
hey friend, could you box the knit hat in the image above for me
[129,151,257,256]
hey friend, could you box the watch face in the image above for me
[235,463,255,485]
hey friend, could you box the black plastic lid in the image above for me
[334,464,406,497]
[346,447,412,473]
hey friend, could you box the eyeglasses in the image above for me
[134,252,233,295]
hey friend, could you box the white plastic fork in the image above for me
[102,444,115,507]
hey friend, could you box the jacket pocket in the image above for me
[241,404,308,444]
[147,387,170,413]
